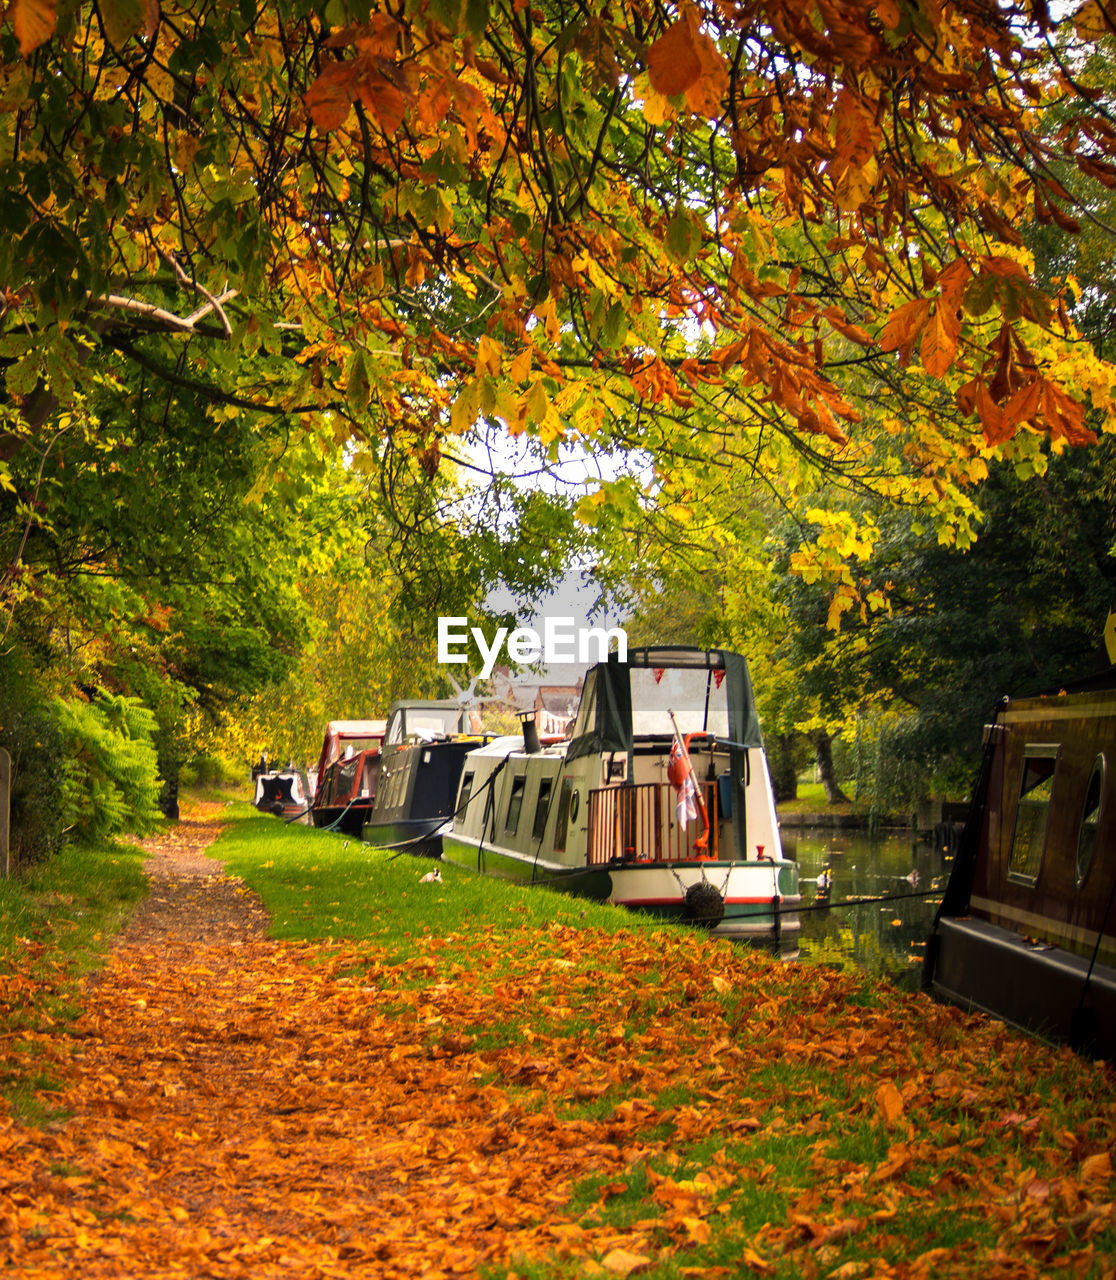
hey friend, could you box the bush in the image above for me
[0,652,72,871]
[180,753,243,790]
[55,693,161,843]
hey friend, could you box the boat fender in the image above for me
[683,880,724,927]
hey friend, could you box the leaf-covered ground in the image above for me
[1,806,1114,1278]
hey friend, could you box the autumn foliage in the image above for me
[1,810,1114,1277]
[4,0,1116,490]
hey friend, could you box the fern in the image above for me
[55,693,161,842]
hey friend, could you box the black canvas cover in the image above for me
[565,647,765,857]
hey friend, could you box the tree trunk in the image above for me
[767,733,799,804]
[810,730,850,804]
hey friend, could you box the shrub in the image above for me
[180,752,243,790]
[0,652,71,871]
[55,693,161,843]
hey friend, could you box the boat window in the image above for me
[1076,754,1105,887]
[1007,745,1059,885]
[532,777,554,840]
[567,671,598,744]
[505,775,526,833]
[458,771,474,814]
[629,667,729,739]
[554,778,574,851]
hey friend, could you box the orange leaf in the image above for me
[823,306,872,346]
[920,301,960,377]
[979,255,1029,280]
[305,63,356,132]
[937,259,973,310]
[875,1080,904,1125]
[1002,377,1042,429]
[977,378,1012,445]
[647,15,702,97]
[10,0,55,53]
[352,61,409,134]
[878,298,930,356]
[601,1247,653,1276]
[683,27,728,117]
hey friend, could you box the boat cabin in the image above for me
[443,647,797,940]
[925,675,1116,1058]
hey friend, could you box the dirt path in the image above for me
[114,805,270,950]
[0,807,645,1278]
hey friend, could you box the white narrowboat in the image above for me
[442,647,800,943]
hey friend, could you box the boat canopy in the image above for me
[313,719,387,787]
[566,647,761,761]
[565,647,763,861]
[383,700,472,746]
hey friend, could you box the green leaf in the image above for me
[665,212,702,264]
[98,0,144,47]
[346,350,371,415]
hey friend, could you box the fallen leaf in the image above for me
[600,1247,653,1275]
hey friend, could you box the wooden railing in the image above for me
[587,782,720,865]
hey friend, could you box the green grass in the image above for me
[215,805,674,963]
[0,835,148,1120]
[776,780,855,814]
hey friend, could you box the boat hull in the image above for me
[363,816,447,856]
[925,681,1116,1059]
[442,835,799,940]
[930,915,1116,1059]
[311,802,374,836]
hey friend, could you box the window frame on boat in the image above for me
[532,777,554,840]
[459,770,474,814]
[505,774,527,834]
[1075,752,1106,888]
[1007,743,1060,887]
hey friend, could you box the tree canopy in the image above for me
[4,0,1116,539]
[6,0,1116,819]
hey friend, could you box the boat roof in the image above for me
[567,647,762,762]
[324,719,388,737]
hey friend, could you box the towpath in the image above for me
[0,805,666,1278]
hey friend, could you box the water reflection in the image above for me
[781,828,954,988]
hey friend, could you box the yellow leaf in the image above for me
[1074,0,1115,42]
[642,87,675,126]
[475,334,502,378]
[509,345,533,382]
[535,296,561,343]
[600,1248,652,1276]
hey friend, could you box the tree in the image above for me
[2,0,1116,587]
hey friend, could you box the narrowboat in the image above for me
[361,700,484,854]
[924,671,1116,1058]
[310,719,387,836]
[253,766,313,824]
[441,647,800,943]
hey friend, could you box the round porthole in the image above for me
[1076,754,1105,887]
[569,790,580,822]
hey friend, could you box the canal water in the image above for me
[780,827,955,989]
